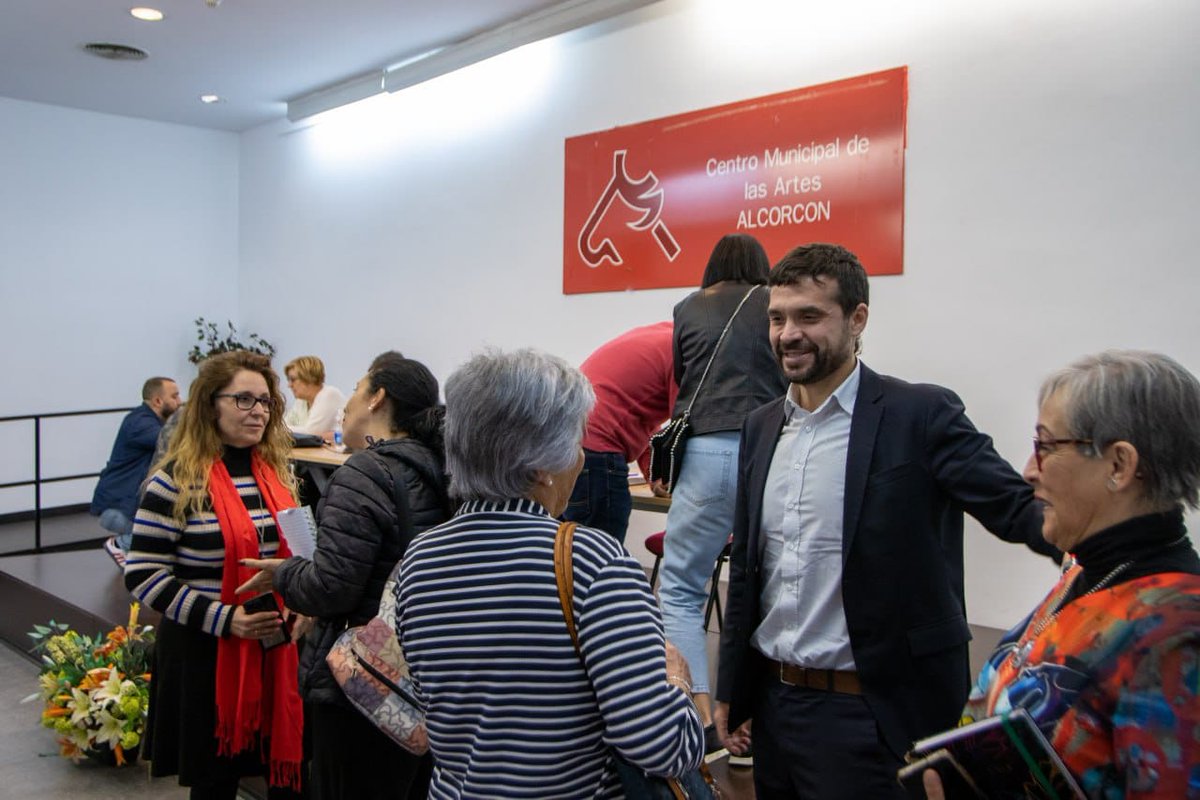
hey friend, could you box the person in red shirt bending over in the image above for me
[562,322,677,544]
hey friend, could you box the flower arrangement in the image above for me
[24,603,155,766]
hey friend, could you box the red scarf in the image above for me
[209,452,303,790]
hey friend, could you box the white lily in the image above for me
[93,709,125,749]
[63,723,90,751]
[67,687,92,726]
[92,667,125,705]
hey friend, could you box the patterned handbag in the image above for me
[325,449,429,755]
[325,575,428,755]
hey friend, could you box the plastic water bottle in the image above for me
[332,409,345,452]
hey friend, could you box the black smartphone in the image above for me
[242,593,290,650]
[897,749,984,799]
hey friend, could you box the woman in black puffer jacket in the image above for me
[239,353,450,799]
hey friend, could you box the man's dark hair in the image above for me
[142,376,173,401]
[768,243,870,314]
[700,234,771,288]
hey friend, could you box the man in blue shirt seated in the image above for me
[91,376,181,549]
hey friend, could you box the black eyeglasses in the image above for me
[1032,437,1093,470]
[214,393,278,412]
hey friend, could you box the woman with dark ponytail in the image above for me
[239,355,450,799]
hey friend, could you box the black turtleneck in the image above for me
[222,444,254,477]
[1065,509,1200,603]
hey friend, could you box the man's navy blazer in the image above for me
[715,363,1055,758]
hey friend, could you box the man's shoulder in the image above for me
[744,396,787,432]
[866,366,962,408]
[118,403,161,433]
[123,402,156,421]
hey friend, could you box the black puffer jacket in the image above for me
[274,437,450,706]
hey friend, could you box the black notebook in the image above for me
[897,708,1085,800]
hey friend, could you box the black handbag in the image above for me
[648,286,760,492]
[554,522,720,800]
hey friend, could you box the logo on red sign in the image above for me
[563,68,907,294]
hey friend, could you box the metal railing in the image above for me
[0,407,134,551]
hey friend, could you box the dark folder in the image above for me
[897,708,1085,800]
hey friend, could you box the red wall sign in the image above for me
[563,68,907,294]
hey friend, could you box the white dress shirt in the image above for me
[751,362,860,670]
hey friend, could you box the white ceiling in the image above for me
[0,0,566,132]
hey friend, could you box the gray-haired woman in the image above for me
[922,350,1200,799]
[393,348,703,798]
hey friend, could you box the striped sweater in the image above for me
[124,448,285,637]
[395,499,703,799]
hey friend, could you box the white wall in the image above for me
[0,97,239,515]
[237,0,1200,627]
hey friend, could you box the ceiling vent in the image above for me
[82,43,148,61]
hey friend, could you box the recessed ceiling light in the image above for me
[199,94,222,104]
[130,7,164,21]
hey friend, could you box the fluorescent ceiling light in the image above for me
[287,0,660,123]
[199,93,222,104]
[130,7,164,21]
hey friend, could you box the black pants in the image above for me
[308,702,432,800]
[752,678,907,800]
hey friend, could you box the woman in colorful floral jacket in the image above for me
[923,350,1200,799]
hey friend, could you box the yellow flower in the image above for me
[37,671,59,699]
[118,695,142,717]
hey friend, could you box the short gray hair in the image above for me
[1039,350,1200,510]
[444,348,595,502]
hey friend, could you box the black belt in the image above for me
[765,658,863,695]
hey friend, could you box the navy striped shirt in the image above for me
[124,449,284,637]
[395,498,703,798]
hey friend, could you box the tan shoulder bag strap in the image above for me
[554,521,580,655]
[553,520,693,800]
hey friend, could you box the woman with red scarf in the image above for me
[125,351,304,800]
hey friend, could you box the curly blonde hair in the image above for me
[159,351,296,524]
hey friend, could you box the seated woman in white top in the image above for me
[283,355,346,438]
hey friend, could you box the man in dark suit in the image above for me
[713,244,1056,798]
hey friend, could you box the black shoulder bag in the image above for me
[647,286,759,492]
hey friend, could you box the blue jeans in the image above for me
[658,430,739,695]
[562,450,632,544]
[98,508,134,550]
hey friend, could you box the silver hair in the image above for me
[1039,350,1200,510]
[444,348,595,502]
